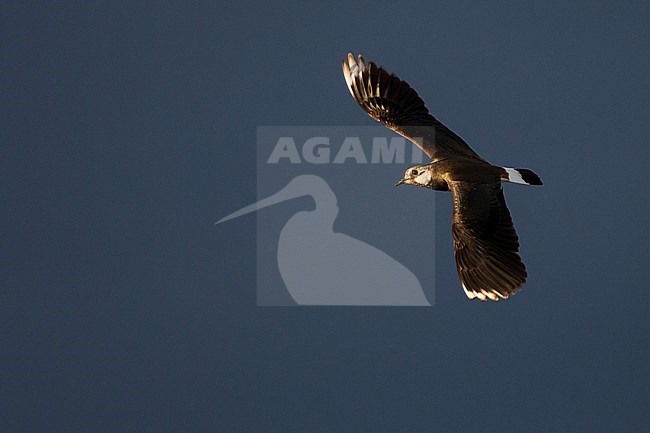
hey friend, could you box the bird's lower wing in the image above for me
[449,181,527,301]
[342,53,484,161]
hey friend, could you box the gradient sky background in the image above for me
[2,1,649,432]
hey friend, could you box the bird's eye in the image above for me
[410,169,418,176]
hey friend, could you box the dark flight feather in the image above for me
[342,53,484,161]
[449,181,527,300]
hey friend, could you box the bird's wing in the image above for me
[448,181,527,301]
[342,53,484,161]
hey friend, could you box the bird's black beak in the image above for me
[395,179,406,187]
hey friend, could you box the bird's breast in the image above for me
[428,177,449,191]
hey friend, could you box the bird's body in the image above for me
[342,53,542,301]
[402,157,502,191]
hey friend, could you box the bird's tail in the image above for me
[501,167,543,186]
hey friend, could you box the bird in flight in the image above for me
[342,53,542,301]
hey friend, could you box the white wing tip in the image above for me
[343,52,369,98]
[356,53,366,69]
[344,52,366,75]
[462,283,514,302]
[462,283,476,299]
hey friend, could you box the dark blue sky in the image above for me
[2,1,649,432]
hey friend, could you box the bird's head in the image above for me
[395,164,433,188]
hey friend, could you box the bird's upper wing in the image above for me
[342,53,484,161]
[448,181,527,301]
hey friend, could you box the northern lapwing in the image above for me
[342,53,543,301]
